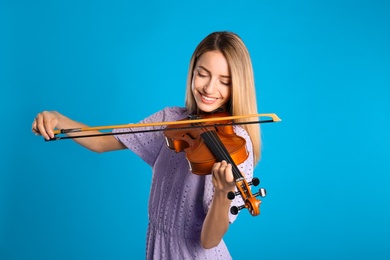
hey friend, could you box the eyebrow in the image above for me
[197,66,231,79]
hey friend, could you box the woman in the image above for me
[32,31,261,259]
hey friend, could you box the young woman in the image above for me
[32,31,261,259]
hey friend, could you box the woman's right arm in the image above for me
[32,111,126,153]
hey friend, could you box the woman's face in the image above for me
[191,51,231,113]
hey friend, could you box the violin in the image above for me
[164,112,266,216]
[46,112,281,216]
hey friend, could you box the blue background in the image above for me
[1,0,389,259]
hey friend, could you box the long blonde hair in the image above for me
[185,31,261,164]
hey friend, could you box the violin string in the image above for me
[195,120,243,180]
[202,117,252,179]
[208,130,244,180]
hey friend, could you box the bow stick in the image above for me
[47,113,281,141]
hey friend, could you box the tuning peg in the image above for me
[227,191,240,200]
[230,205,245,215]
[227,191,235,200]
[253,188,267,198]
[248,177,260,186]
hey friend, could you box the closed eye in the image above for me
[196,67,209,78]
[220,77,231,86]
[197,71,209,78]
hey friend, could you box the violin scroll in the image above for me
[228,177,267,216]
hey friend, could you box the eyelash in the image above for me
[197,71,230,86]
[197,71,208,78]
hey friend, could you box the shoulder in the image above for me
[161,106,189,120]
[141,107,188,124]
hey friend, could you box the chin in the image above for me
[197,104,224,113]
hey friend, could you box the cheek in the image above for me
[221,86,231,99]
[193,73,212,90]
[192,76,202,90]
[191,77,197,94]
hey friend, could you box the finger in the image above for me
[36,114,50,140]
[212,161,235,191]
[212,161,229,181]
[31,119,40,135]
[212,161,221,172]
[224,164,234,183]
[219,161,234,183]
[211,162,222,182]
[44,117,56,139]
[219,160,229,170]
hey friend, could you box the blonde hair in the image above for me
[185,31,261,164]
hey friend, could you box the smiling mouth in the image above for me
[201,94,218,102]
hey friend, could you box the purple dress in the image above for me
[113,107,254,260]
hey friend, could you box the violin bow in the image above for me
[47,113,281,141]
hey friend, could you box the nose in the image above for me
[203,78,217,94]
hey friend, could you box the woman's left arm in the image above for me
[200,161,236,249]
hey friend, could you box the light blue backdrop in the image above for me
[1,0,389,259]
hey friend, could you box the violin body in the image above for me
[164,112,248,175]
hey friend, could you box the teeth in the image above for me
[202,95,216,101]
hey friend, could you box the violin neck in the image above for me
[200,130,244,181]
